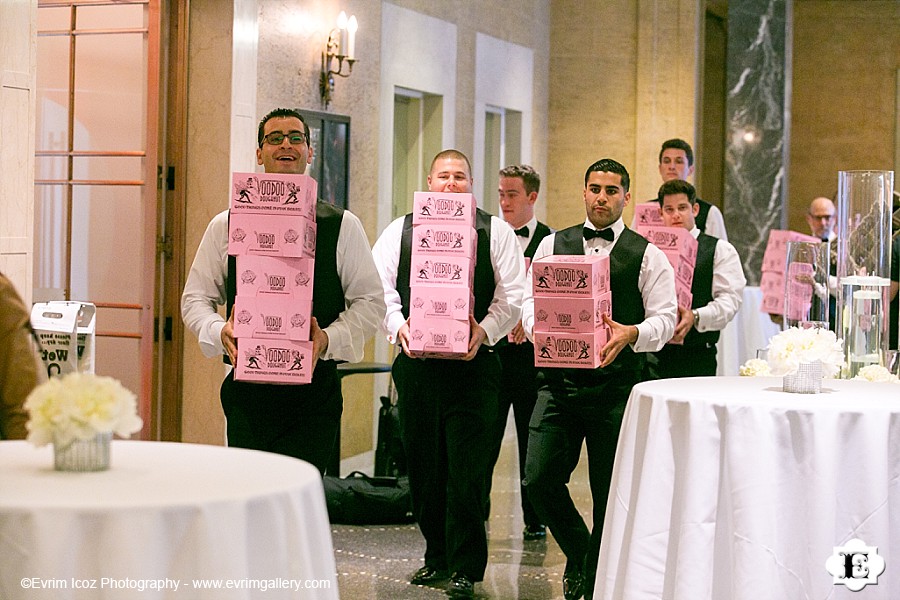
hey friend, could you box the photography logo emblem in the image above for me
[825,538,885,591]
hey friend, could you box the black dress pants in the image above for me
[524,368,639,598]
[392,351,500,582]
[485,341,542,528]
[650,341,717,379]
[220,361,342,475]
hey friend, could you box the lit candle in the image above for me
[336,11,348,56]
[347,15,358,60]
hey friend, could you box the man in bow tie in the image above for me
[521,158,677,600]
[483,165,551,542]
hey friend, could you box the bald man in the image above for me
[806,197,836,241]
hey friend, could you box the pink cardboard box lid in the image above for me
[533,329,610,369]
[234,338,313,384]
[411,224,477,258]
[412,192,477,225]
[411,255,474,287]
[408,317,470,359]
[532,254,610,297]
[232,295,312,341]
[231,172,316,220]
[633,202,665,232]
[761,230,821,273]
[533,292,611,334]
[642,226,698,266]
[409,285,473,321]
[235,255,314,300]
[228,213,316,258]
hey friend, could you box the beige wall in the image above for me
[788,0,900,234]
[546,0,700,230]
[0,0,36,303]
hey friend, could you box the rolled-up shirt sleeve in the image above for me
[181,210,230,359]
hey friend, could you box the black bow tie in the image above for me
[583,227,615,242]
[514,226,529,238]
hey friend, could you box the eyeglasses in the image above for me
[809,214,834,221]
[261,130,307,146]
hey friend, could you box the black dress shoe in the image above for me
[563,569,585,600]
[523,524,547,540]
[410,565,449,585]
[446,572,474,598]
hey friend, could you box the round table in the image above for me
[0,440,338,599]
[595,376,900,599]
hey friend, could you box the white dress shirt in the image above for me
[372,213,526,346]
[510,216,539,254]
[522,218,677,352]
[181,208,386,363]
[689,227,746,331]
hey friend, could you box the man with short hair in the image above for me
[372,150,524,598]
[484,164,550,541]
[633,138,728,240]
[522,158,677,600]
[181,107,386,474]
[806,196,836,241]
[649,179,745,378]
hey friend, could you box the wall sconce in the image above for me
[319,11,358,109]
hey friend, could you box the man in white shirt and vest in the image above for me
[522,158,677,600]
[649,179,745,379]
[484,164,550,541]
[181,108,386,474]
[372,150,524,598]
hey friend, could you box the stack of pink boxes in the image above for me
[532,255,612,368]
[641,226,698,319]
[406,192,478,358]
[633,203,666,233]
[227,172,318,383]
[759,230,820,315]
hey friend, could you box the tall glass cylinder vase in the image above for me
[836,170,894,377]
[783,241,830,330]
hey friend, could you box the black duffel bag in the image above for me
[323,471,414,525]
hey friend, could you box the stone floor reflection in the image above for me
[333,426,593,599]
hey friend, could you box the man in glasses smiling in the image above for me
[182,107,386,474]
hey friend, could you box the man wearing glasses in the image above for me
[182,108,385,474]
[806,196,836,241]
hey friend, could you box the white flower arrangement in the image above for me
[739,358,772,377]
[24,372,143,448]
[757,327,843,378]
[852,365,900,384]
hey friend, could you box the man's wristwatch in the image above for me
[692,309,700,329]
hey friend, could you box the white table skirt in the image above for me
[0,441,338,599]
[595,376,900,600]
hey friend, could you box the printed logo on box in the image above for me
[228,213,316,259]
[534,330,610,369]
[235,339,313,384]
[232,296,312,341]
[231,172,316,220]
[236,256,314,299]
[410,286,472,320]
[408,318,470,358]
[825,538,885,591]
[412,224,477,257]
[534,294,610,334]
[532,255,610,297]
[412,192,477,225]
[413,256,473,286]
[633,202,665,231]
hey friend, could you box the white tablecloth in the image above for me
[716,286,782,375]
[595,377,900,599]
[0,441,338,599]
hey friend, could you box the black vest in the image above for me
[524,221,553,260]
[649,197,713,233]
[682,233,720,347]
[397,208,495,323]
[225,202,346,366]
[552,224,648,373]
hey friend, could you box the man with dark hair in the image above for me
[181,107,385,474]
[484,164,550,541]
[372,149,524,598]
[633,138,727,240]
[522,158,677,600]
[649,179,745,378]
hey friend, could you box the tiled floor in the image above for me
[332,430,593,599]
